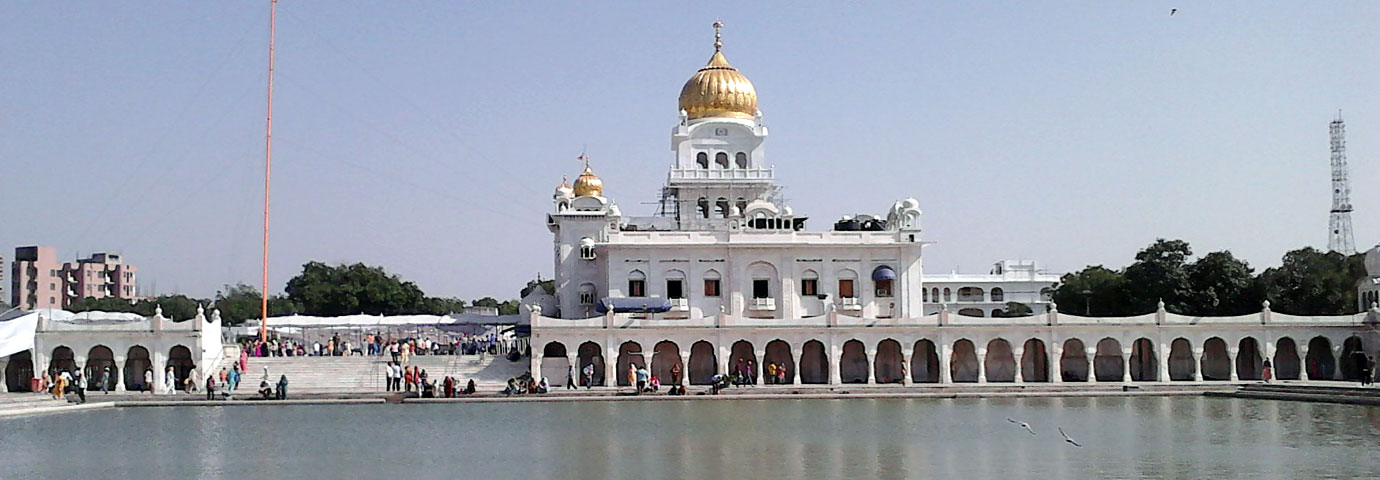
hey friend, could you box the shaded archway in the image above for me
[4,350,33,392]
[1202,337,1230,381]
[1021,339,1049,382]
[651,341,683,385]
[874,339,904,384]
[1341,336,1365,381]
[730,340,758,384]
[85,345,118,391]
[168,345,196,387]
[1060,339,1088,382]
[840,340,868,383]
[911,339,940,383]
[49,346,76,374]
[1274,337,1301,380]
[1168,338,1195,381]
[763,340,794,384]
[124,346,151,391]
[984,339,1017,382]
[688,341,717,385]
[1236,337,1264,380]
[1094,338,1124,382]
[1305,336,1335,380]
[950,339,979,383]
[799,340,828,384]
[616,341,644,387]
[577,341,605,386]
[1129,338,1157,382]
[540,342,570,385]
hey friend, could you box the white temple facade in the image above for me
[530,23,1380,388]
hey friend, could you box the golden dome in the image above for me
[573,165,603,197]
[678,21,757,120]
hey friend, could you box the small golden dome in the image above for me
[573,165,603,197]
[678,21,757,120]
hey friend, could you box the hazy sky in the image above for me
[2,2,1376,300]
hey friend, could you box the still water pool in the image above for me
[2,396,1378,479]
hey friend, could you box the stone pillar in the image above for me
[753,349,766,385]
[1086,347,1099,383]
[718,345,731,379]
[791,344,802,385]
[567,356,578,386]
[939,344,953,384]
[1013,349,1024,383]
[1051,345,1064,383]
[1228,348,1239,381]
[531,353,543,380]
[1298,347,1309,380]
[605,347,619,387]
[1192,348,1204,382]
[113,355,127,391]
[0,357,7,392]
[864,348,876,384]
[1157,343,1170,382]
[976,347,988,383]
[678,352,691,386]
[1122,347,1133,383]
[901,346,914,385]
[828,343,842,385]
[152,350,168,394]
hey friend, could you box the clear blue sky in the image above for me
[2,2,1376,300]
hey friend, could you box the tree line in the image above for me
[1051,239,1367,317]
[67,261,522,325]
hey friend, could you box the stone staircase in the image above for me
[243,354,529,392]
[0,393,87,417]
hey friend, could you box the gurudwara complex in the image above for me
[528,24,1380,387]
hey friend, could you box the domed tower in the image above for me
[664,21,786,231]
[1359,245,1380,311]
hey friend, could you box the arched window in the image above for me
[943,288,951,302]
[664,270,686,299]
[736,199,747,215]
[579,237,596,260]
[872,266,896,298]
[923,289,930,302]
[696,152,708,169]
[627,270,646,298]
[800,269,820,297]
[715,152,729,168]
[735,152,748,168]
[703,269,722,297]
[991,287,1004,302]
[715,198,730,218]
[837,269,859,299]
[697,198,710,219]
[931,288,939,303]
[957,287,984,302]
[578,283,597,305]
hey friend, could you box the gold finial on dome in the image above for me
[573,155,604,197]
[678,20,758,120]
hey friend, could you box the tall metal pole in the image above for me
[260,0,277,342]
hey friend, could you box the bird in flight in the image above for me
[1059,427,1083,447]
[1006,417,1036,435]
[1170,8,1177,16]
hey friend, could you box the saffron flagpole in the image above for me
[260,0,277,342]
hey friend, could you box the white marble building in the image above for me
[1358,246,1380,312]
[529,24,1380,388]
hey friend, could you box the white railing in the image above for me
[839,297,862,310]
[750,297,777,311]
[669,167,774,181]
[669,298,690,311]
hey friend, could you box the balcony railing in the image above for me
[669,298,689,311]
[669,167,774,181]
[749,297,777,311]
[839,297,862,310]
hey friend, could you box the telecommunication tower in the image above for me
[1328,112,1356,255]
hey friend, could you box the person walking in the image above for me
[583,363,595,389]
[206,375,217,400]
[163,366,177,395]
[229,365,241,392]
[101,366,112,394]
[566,364,577,390]
[73,372,87,403]
[636,365,650,394]
[627,363,637,392]
[143,369,153,393]
[766,363,777,385]
[276,375,289,400]
[671,363,682,386]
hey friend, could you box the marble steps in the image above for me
[242,355,528,391]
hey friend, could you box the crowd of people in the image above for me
[382,361,478,397]
[242,332,520,359]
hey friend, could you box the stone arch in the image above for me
[1274,337,1301,380]
[950,339,979,383]
[49,346,76,374]
[616,341,644,387]
[4,350,33,392]
[1168,338,1195,381]
[1021,339,1050,382]
[651,341,683,385]
[1129,338,1157,382]
[912,339,940,383]
[85,345,118,391]
[799,340,829,384]
[1236,337,1264,380]
[874,339,903,384]
[1094,338,1124,382]
[577,341,605,386]
[1060,338,1089,382]
[730,340,758,383]
[715,151,729,168]
[696,152,709,168]
[540,342,569,384]
[840,340,869,383]
[697,197,710,218]
[124,346,152,391]
[990,287,1005,302]
[984,339,1017,382]
[1202,337,1230,381]
[688,341,717,385]
[763,340,794,384]
[735,151,748,168]
[168,345,196,387]
[1306,336,1336,380]
[1341,336,1366,381]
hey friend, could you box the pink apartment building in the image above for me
[10,246,138,310]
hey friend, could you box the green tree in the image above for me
[1123,239,1194,313]
[213,284,301,325]
[134,294,205,321]
[420,296,467,315]
[66,296,139,314]
[993,302,1034,318]
[285,262,426,316]
[1259,248,1366,315]
[1186,251,1264,316]
[1051,265,1132,316]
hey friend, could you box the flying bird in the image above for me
[1170,8,1177,16]
[1059,427,1083,447]
[1006,417,1036,435]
